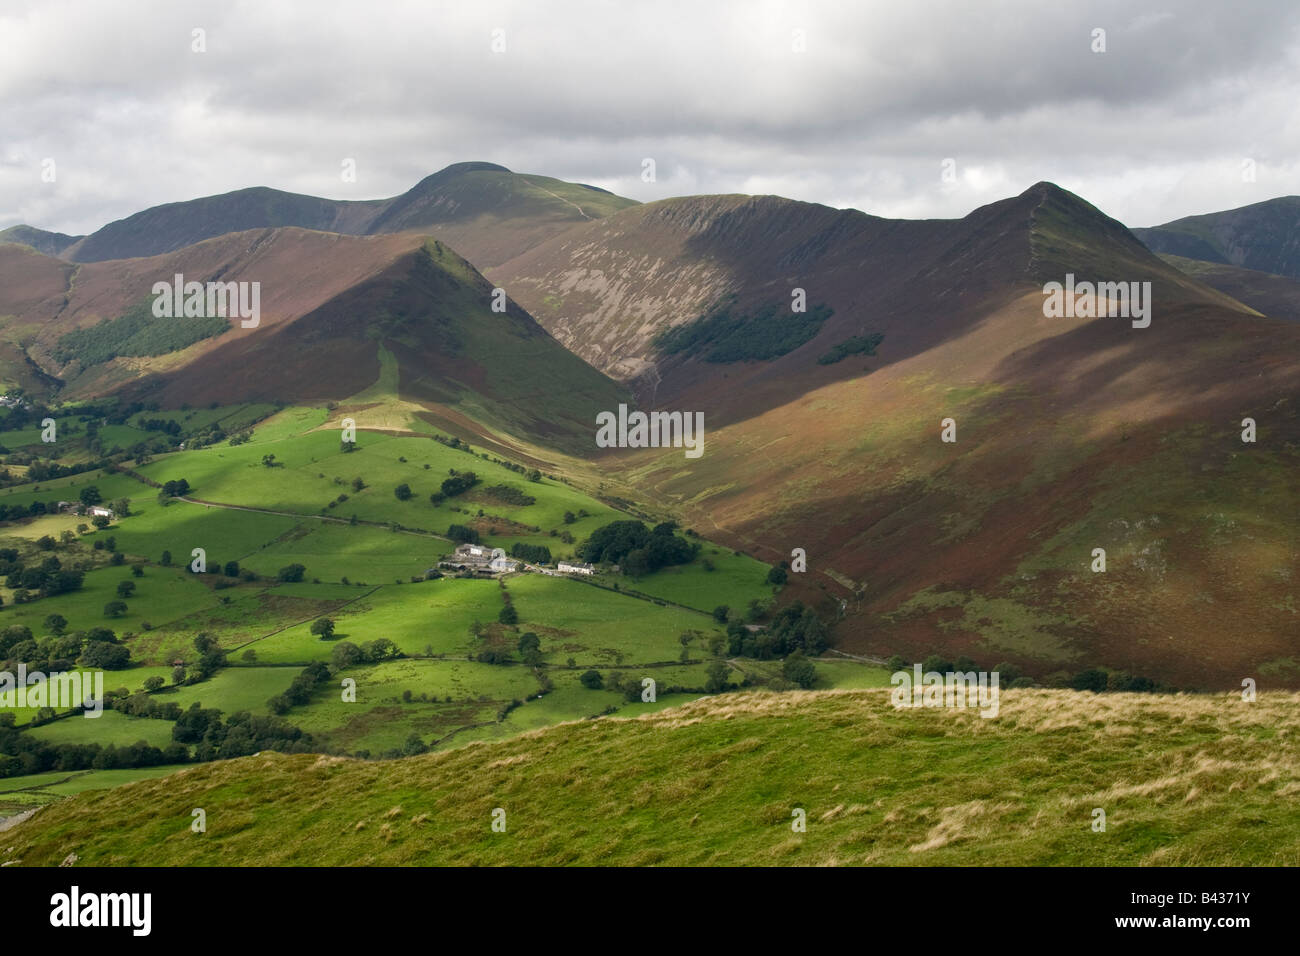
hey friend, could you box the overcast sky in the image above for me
[3,0,1298,236]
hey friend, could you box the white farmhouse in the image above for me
[557,561,595,575]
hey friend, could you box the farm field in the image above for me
[1,403,822,802]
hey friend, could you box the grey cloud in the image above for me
[1,0,1297,235]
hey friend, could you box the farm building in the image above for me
[557,561,595,575]
[439,543,518,574]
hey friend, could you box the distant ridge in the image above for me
[7,162,638,267]
[1134,195,1300,280]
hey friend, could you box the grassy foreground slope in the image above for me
[7,688,1297,866]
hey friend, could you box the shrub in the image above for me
[782,651,817,689]
[579,669,604,690]
[277,563,306,583]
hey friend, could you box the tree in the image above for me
[331,641,363,668]
[44,614,67,636]
[112,498,131,518]
[116,580,136,598]
[143,676,165,692]
[1069,668,1109,693]
[782,651,817,689]
[705,661,730,694]
[310,618,336,640]
[223,560,239,577]
[446,524,479,544]
[579,669,604,690]
[79,485,103,506]
[277,563,306,583]
[498,604,518,626]
[131,563,144,578]
[394,483,412,501]
[172,665,186,685]
[103,600,128,618]
[160,550,172,566]
[766,565,788,585]
[712,605,730,623]
[922,654,954,674]
[91,515,110,529]
[261,454,277,468]
[351,477,365,492]
[80,641,130,669]
[517,631,541,655]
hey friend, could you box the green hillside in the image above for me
[4,687,1296,866]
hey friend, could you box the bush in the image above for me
[483,484,536,506]
[704,661,730,694]
[498,604,518,625]
[446,524,479,544]
[921,654,954,674]
[331,641,363,668]
[394,483,412,501]
[440,472,479,497]
[816,332,885,365]
[103,600,128,618]
[579,669,604,690]
[1069,668,1110,693]
[712,605,730,623]
[277,563,306,583]
[782,651,817,689]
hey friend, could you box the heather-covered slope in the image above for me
[0,230,627,451]
[1134,196,1300,280]
[500,184,1299,688]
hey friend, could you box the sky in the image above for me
[3,0,1298,236]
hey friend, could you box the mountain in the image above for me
[1134,196,1300,280]
[6,688,1297,865]
[1155,253,1300,322]
[0,229,627,451]
[2,174,1295,686]
[59,188,384,264]
[0,224,83,257]
[493,182,1299,688]
[12,162,638,267]
[491,182,1250,400]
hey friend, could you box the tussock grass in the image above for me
[5,688,1297,866]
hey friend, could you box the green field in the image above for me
[0,400,807,818]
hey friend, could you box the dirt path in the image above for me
[529,182,592,219]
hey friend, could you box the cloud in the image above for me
[2,0,1298,235]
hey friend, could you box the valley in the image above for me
[0,161,1295,868]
